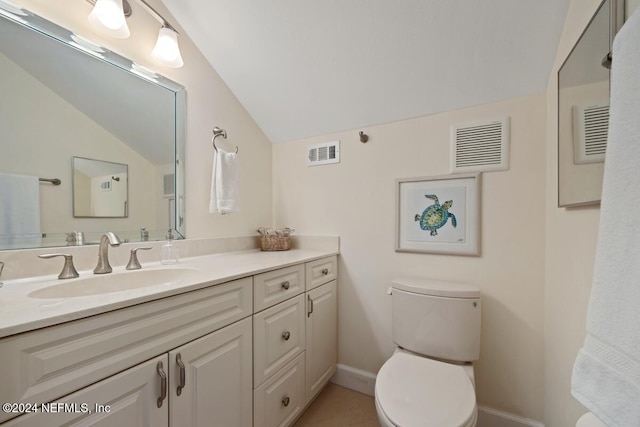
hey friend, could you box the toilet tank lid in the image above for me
[392,278,480,298]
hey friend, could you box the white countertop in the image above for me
[0,248,337,339]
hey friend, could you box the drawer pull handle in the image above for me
[282,396,290,407]
[281,281,290,290]
[157,361,167,408]
[282,331,291,341]
[321,268,329,275]
[176,353,186,396]
[308,295,314,317]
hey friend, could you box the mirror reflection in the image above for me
[557,0,611,207]
[0,6,186,249]
[73,157,128,218]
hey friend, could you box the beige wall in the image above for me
[544,0,603,425]
[12,0,273,239]
[273,93,547,420]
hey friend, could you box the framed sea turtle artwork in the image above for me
[395,173,481,255]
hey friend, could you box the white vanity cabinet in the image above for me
[0,253,338,427]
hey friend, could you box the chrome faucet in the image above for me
[94,232,122,274]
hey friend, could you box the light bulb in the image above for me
[151,26,184,68]
[88,0,130,39]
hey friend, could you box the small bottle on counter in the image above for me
[140,227,149,242]
[160,229,179,265]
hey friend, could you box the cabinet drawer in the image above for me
[305,256,337,291]
[253,294,306,387]
[254,264,305,312]
[0,277,252,423]
[254,352,306,427]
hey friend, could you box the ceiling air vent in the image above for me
[572,104,608,165]
[308,141,340,166]
[450,118,510,173]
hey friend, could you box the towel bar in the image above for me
[212,127,238,154]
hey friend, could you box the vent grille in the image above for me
[308,141,340,166]
[451,118,509,173]
[572,104,608,164]
[163,173,175,198]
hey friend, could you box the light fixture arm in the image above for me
[132,0,178,34]
[85,0,178,33]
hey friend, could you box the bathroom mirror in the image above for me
[73,157,128,218]
[0,6,186,249]
[557,0,623,207]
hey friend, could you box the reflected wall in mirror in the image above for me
[73,157,128,218]
[558,0,624,207]
[0,6,186,249]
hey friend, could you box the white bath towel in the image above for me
[571,9,640,427]
[0,173,42,248]
[209,149,239,214]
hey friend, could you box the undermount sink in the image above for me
[28,267,200,299]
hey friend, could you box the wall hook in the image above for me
[359,131,369,143]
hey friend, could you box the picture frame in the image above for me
[395,173,481,255]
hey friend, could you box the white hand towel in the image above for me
[0,173,42,248]
[209,149,239,214]
[571,9,640,427]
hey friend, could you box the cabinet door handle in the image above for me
[176,352,186,396]
[282,331,291,341]
[282,396,290,407]
[157,361,167,408]
[321,268,329,275]
[308,295,314,317]
[281,281,290,290]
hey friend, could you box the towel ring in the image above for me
[212,127,238,154]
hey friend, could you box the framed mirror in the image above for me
[0,5,186,249]
[73,157,128,218]
[557,0,623,207]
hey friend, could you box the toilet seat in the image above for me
[375,351,477,427]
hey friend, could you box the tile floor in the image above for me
[294,383,379,426]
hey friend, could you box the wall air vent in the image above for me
[163,173,175,198]
[450,118,510,173]
[572,104,608,165]
[308,141,340,166]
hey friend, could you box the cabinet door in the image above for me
[169,317,252,427]
[4,355,169,427]
[305,280,338,403]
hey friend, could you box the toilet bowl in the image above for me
[576,413,607,427]
[375,349,477,427]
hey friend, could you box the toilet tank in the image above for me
[391,278,481,362]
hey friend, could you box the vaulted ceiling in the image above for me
[162,0,571,143]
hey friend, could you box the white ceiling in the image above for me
[162,0,570,143]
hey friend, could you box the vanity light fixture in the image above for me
[86,0,184,68]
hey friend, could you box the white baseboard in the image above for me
[330,364,376,396]
[477,406,544,427]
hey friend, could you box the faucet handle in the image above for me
[126,247,152,270]
[38,253,80,279]
[0,261,4,287]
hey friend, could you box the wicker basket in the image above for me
[260,235,291,251]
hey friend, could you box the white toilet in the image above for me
[375,278,481,427]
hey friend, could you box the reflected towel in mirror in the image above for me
[0,173,41,248]
[209,149,239,214]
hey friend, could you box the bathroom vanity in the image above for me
[0,250,338,427]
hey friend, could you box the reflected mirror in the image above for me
[558,0,611,207]
[0,5,186,249]
[73,157,128,218]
